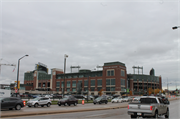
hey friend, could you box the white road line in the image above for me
[85,113,108,118]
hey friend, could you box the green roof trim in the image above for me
[104,61,125,66]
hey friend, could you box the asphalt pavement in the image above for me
[0,97,179,118]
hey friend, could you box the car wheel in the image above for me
[105,101,108,104]
[34,103,38,108]
[64,103,68,106]
[165,109,169,118]
[154,111,158,119]
[94,103,96,105]
[99,102,101,104]
[58,103,61,106]
[112,101,114,103]
[28,106,31,107]
[41,105,44,107]
[15,104,21,110]
[74,102,77,106]
[47,103,51,107]
[131,115,137,118]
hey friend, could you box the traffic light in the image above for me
[14,81,20,89]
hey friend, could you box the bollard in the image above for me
[82,99,84,105]
[23,101,26,106]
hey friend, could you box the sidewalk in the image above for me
[0,97,179,118]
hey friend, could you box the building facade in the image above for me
[24,61,162,95]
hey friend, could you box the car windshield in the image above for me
[31,98,41,101]
[114,97,119,99]
[96,97,102,100]
[61,98,68,100]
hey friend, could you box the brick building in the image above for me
[24,61,162,95]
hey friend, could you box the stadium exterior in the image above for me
[24,61,162,95]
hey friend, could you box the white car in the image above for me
[45,95,53,98]
[111,97,123,103]
[122,97,129,102]
[132,97,141,102]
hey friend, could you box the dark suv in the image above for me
[57,95,78,106]
[93,96,108,104]
[0,97,24,110]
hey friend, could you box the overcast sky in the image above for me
[0,0,179,90]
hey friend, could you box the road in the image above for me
[3,99,180,119]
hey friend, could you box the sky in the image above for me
[0,0,179,90]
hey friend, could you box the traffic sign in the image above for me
[15,89,17,93]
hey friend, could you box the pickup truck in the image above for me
[127,96,170,118]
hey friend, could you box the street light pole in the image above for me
[16,55,28,97]
[63,54,68,98]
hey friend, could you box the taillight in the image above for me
[23,101,26,106]
[150,106,153,110]
[128,105,129,109]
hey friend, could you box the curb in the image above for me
[1,98,179,118]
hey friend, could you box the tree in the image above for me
[129,90,133,96]
[148,88,153,95]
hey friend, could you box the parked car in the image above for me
[45,95,52,98]
[112,95,120,99]
[111,97,123,103]
[57,95,78,106]
[85,95,94,100]
[132,97,141,102]
[127,97,133,102]
[32,94,42,98]
[26,97,51,107]
[122,97,129,102]
[53,94,62,98]
[93,96,108,104]
[0,97,25,110]
[73,95,85,99]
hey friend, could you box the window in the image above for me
[111,79,115,85]
[67,88,70,92]
[106,79,115,85]
[84,80,88,86]
[84,87,88,91]
[67,81,70,87]
[90,87,95,91]
[56,82,60,88]
[107,69,114,76]
[38,83,41,87]
[111,87,115,91]
[56,88,59,91]
[121,70,125,77]
[72,81,76,87]
[73,75,78,78]
[106,79,110,85]
[72,88,76,92]
[43,83,46,87]
[97,79,102,86]
[121,87,126,91]
[91,80,95,86]
[106,87,110,91]
[140,98,157,104]
[61,81,64,87]
[97,87,102,91]
[48,82,50,87]
[121,79,125,86]
[79,75,83,78]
